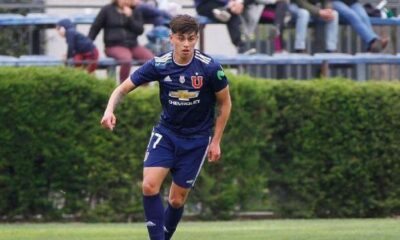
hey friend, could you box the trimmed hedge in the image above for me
[266,79,400,217]
[0,67,399,221]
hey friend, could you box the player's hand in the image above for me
[101,111,117,131]
[207,141,221,163]
[319,9,335,21]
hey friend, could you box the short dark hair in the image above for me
[170,14,199,35]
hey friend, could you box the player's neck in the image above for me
[173,51,194,66]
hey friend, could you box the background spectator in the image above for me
[134,0,173,26]
[240,0,265,40]
[88,0,154,83]
[145,25,172,55]
[156,0,183,16]
[289,0,338,53]
[195,0,256,54]
[332,0,388,52]
[56,19,99,73]
[259,0,290,53]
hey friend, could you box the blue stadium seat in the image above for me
[0,13,24,26]
[0,13,24,19]
[370,17,400,26]
[0,13,97,26]
[25,13,61,25]
[314,53,355,64]
[354,53,400,64]
[212,53,319,65]
[97,57,117,66]
[271,53,319,64]
[70,14,96,24]
[0,55,18,66]
[18,55,62,66]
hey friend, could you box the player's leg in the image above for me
[142,127,174,240]
[143,167,169,240]
[164,135,210,240]
[164,182,190,240]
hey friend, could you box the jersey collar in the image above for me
[172,50,195,67]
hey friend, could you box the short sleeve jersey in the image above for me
[130,50,228,136]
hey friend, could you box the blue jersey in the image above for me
[130,50,228,136]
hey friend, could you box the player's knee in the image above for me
[142,181,159,195]
[168,196,185,208]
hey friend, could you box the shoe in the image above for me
[368,37,389,53]
[238,45,256,55]
[212,8,231,23]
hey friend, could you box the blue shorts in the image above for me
[144,126,211,189]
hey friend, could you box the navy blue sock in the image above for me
[164,203,184,240]
[143,194,165,240]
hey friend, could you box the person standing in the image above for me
[100,14,232,240]
[89,0,154,83]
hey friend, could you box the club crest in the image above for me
[191,76,203,89]
[179,75,185,84]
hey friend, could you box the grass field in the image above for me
[0,219,399,240]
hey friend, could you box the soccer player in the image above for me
[100,14,232,240]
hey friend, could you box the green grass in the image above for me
[0,219,399,240]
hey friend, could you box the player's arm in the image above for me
[208,86,232,162]
[100,79,137,131]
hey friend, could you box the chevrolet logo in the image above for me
[169,90,199,101]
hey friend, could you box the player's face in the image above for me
[170,32,198,59]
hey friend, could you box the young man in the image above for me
[100,14,231,240]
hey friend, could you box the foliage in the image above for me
[0,0,43,56]
[266,79,400,217]
[0,67,400,221]
[0,219,400,240]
